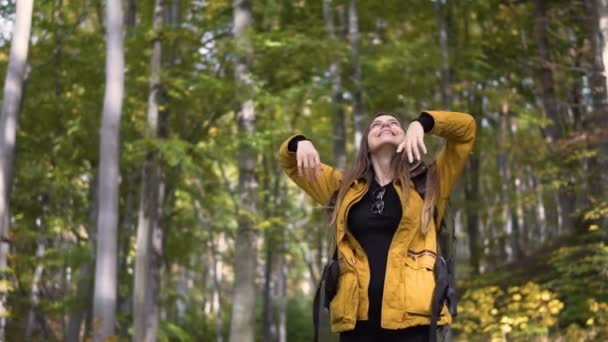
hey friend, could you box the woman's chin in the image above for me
[369,141,400,154]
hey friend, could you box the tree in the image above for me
[0,0,35,339]
[533,0,575,234]
[349,0,363,151]
[229,0,258,341]
[133,0,165,341]
[92,0,124,339]
[323,0,347,169]
[585,0,608,204]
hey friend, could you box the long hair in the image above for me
[329,112,440,236]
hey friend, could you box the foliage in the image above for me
[454,282,563,341]
[1,0,607,340]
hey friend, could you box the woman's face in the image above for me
[367,115,405,154]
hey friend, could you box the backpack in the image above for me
[312,165,458,342]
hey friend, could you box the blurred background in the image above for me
[0,0,607,341]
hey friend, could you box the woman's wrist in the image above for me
[287,135,310,152]
[414,112,435,133]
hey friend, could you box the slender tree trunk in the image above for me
[498,101,523,261]
[229,1,258,341]
[147,165,166,342]
[262,162,276,342]
[92,0,124,339]
[213,237,225,342]
[126,0,137,28]
[194,201,224,342]
[436,0,452,109]
[586,0,608,207]
[116,173,136,338]
[25,212,47,341]
[349,0,363,152]
[533,0,575,234]
[323,0,346,169]
[277,211,288,342]
[133,1,164,341]
[0,1,34,338]
[66,177,98,342]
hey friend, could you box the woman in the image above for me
[278,111,476,341]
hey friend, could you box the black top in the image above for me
[347,178,402,327]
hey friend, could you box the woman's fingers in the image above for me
[314,154,323,178]
[297,155,303,177]
[413,139,421,161]
[406,140,414,163]
[417,135,427,155]
[301,157,308,180]
[307,154,316,181]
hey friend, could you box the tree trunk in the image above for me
[586,0,608,207]
[133,0,164,341]
[277,213,288,342]
[92,0,124,339]
[126,0,137,28]
[262,162,276,342]
[66,177,98,342]
[116,173,136,337]
[323,0,346,169]
[0,1,34,338]
[229,0,258,341]
[194,201,224,342]
[436,0,452,109]
[533,0,575,234]
[25,213,47,341]
[498,100,522,261]
[349,0,363,152]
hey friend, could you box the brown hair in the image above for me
[329,112,440,235]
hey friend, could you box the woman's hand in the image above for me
[396,121,427,163]
[296,140,323,181]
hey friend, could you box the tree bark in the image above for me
[533,0,575,234]
[126,0,137,28]
[133,0,164,341]
[323,0,346,169]
[262,158,276,342]
[25,210,47,341]
[229,0,258,341]
[0,0,34,339]
[277,206,288,342]
[586,0,608,205]
[436,0,452,109]
[349,0,363,152]
[66,177,98,342]
[498,100,523,261]
[92,0,125,339]
[194,201,224,342]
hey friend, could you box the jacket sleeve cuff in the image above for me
[287,135,309,153]
[415,112,435,133]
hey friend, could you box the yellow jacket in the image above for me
[278,111,476,332]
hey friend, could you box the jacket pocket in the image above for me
[329,259,359,330]
[403,252,436,316]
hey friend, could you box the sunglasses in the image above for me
[371,186,386,215]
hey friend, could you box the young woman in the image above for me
[278,111,476,341]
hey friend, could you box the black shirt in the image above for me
[347,178,402,327]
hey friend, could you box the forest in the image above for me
[0,0,607,341]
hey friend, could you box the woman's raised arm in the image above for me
[422,111,476,221]
[278,135,342,205]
